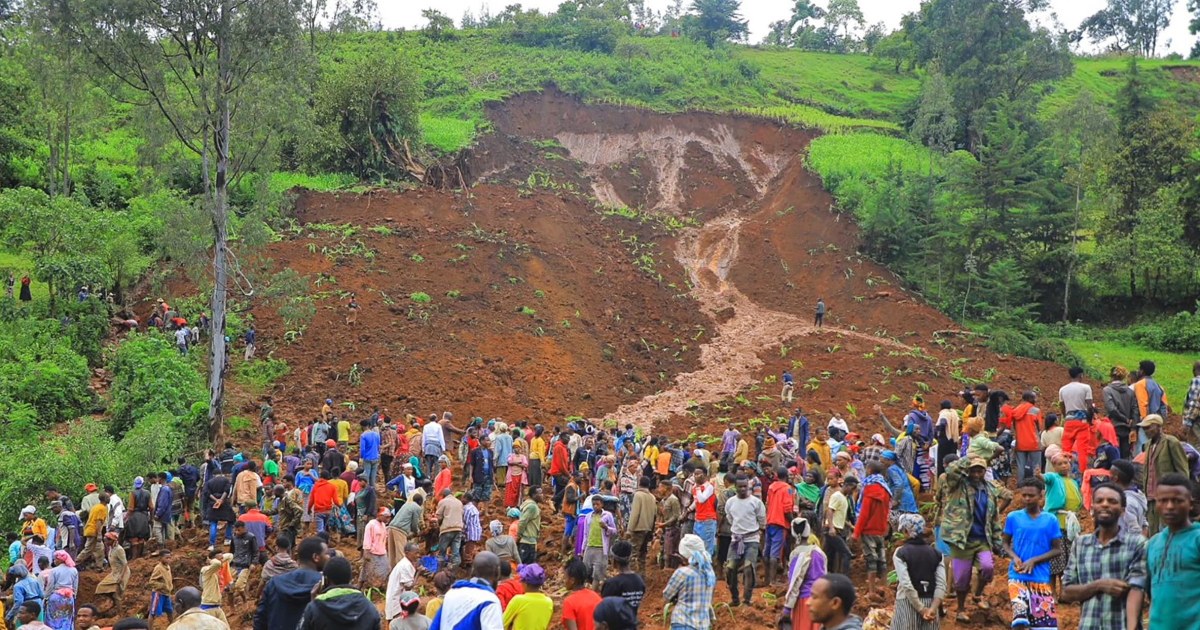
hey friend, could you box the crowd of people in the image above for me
[3,359,1200,630]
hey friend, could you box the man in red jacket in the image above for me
[549,430,573,513]
[1010,391,1043,484]
[306,471,342,536]
[764,467,796,585]
[853,459,892,601]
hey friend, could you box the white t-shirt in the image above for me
[826,490,849,531]
[422,422,445,451]
[175,328,189,346]
[386,557,417,620]
[1059,381,1093,414]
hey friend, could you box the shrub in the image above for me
[107,333,207,440]
[233,357,291,393]
[1128,305,1200,352]
[410,292,432,304]
[0,318,93,425]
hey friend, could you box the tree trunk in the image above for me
[1063,180,1081,322]
[207,0,233,443]
[62,103,71,196]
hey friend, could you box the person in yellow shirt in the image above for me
[528,427,547,488]
[77,494,110,571]
[502,563,553,630]
[642,439,660,468]
[810,426,832,471]
[733,434,750,466]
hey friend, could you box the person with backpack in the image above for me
[891,513,945,630]
[1103,366,1139,458]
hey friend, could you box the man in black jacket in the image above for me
[1104,366,1140,458]
[254,536,328,630]
[298,556,380,630]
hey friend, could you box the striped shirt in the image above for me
[463,503,482,542]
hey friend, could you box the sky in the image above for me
[383,0,1198,57]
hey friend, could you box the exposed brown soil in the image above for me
[90,90,1094,629]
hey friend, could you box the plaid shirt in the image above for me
[463,503,482,542]
[663,565,714,630]
[1185,376,1200,424]
[1062,531,1147,630]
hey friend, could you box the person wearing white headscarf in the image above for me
[783,517,827,630]
[663,534,715,630]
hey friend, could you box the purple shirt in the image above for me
[722,430,740,454]
[787,547,827,601]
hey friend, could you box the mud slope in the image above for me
[484,90,1072,435]
[243,184,707,426]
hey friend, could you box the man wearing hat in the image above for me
[939,456,1010,622]
[1139,413,1190,535]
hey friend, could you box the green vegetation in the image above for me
[233,358,292,394]
[410,292,433,304]
[1067,338,1195,401]
[107,333,208,440]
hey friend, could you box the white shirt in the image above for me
[422,422,445,451]
[386,557,417,620]
[108,495,126,528]
[1059,381,1094,414]
[175,328,189,346]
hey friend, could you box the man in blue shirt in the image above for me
[881,451,918,514]
[244,325,256,361]
[359,420,381,486]
[1003,477,1063,630]
[781,370,794,403]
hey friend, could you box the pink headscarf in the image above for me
[54,550,74,568]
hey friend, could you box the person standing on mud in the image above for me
[345,292,359,325]
[814,298,826,328]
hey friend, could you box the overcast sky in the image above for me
[383,0,1197,56]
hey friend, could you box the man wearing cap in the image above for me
[80,483,101,516]
[938,456,1009,622]
[1140,413,1189,535]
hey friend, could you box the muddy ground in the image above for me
[91,90,1091,629]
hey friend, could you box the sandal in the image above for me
[976,598,991,611]
[956,612,971,623]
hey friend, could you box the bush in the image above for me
[234,357,290,393]
[410,292,432,303]
[0,318,93,425]
[1128,304,1200,352]
[107,333,207,440]
[983,326,1088,371]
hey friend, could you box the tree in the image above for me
[50,0,305,441]
[299,0,378,55]
[764,0,824,47]
[309,52,422,179]
[911,71,958,156]
[901,0,1072,153]
[0,188,107,315]
[825,0,865,50]
[684,0,748,48]
[1077,0,1175,56]
[422,9,456,41]
[1047,90,1114,320]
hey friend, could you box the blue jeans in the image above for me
[439,531,463,568]
[209,521,232,546]
[694,519,717,558]
[362,459,379,485]
[315,511,332,534]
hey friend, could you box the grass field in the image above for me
[0,251,47,302]
[744,48,921,120]
[1066,338,1196,402]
